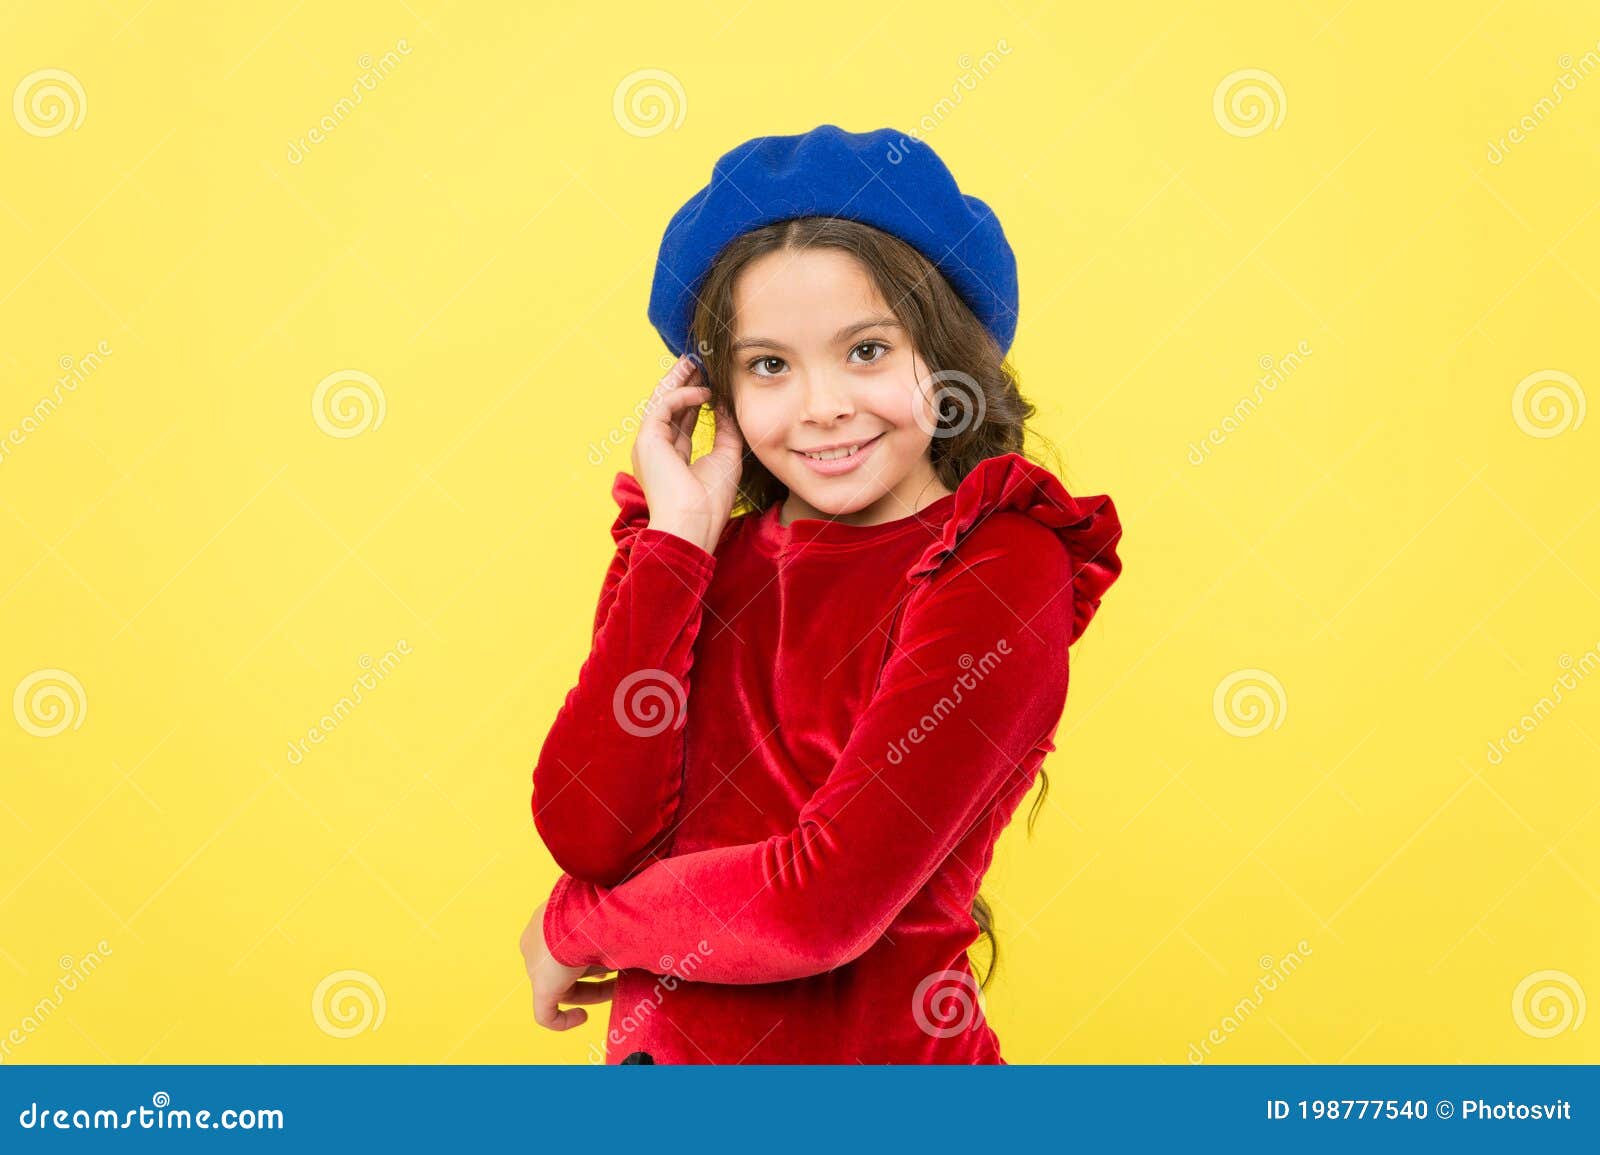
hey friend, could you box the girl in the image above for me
[520,125,1124,1064]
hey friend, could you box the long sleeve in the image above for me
[530,472,718,886]
[542,513,1080,984]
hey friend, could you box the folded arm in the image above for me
[542,515,1077,984]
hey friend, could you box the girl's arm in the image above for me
[530,470,717,886]
[542,513,1080,984]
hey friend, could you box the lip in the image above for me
[791,432,885,476]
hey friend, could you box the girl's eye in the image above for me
[746,342,889,377]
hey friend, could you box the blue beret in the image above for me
[647,124,1019,358]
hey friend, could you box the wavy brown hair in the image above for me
[687,215,1066,989]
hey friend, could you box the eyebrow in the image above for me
[730,314,902,353]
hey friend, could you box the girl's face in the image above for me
[727,246,951,527]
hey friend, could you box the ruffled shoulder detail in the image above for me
[906,453,1124,645]
[610,471,651,544]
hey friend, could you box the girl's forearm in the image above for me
[531,517,716,886]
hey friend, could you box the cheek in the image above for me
[731,392,786,447]
[865,374,934,430]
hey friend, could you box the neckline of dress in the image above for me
[751,487,961,551]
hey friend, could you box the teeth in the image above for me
[803,442,866,462]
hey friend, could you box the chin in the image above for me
[787,468,898,516]
[796,489,877,516]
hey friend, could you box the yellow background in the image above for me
[2,1,1595,1064]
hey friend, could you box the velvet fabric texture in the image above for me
[532,452,1123,1063]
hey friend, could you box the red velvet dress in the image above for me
[533,452,1123,1064]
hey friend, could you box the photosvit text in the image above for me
[1264,1098,1572,1122]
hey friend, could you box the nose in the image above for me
[799,370,854,424]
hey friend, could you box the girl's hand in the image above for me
[631,353,744,554]
[521,900,617,1031]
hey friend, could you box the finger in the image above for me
[649,355,697,407]
[670,363,707,431]
[656,353,695,387]
[560,978,617,1005]
[535,993,588,1031]
[669,380,705,451]
[644,383,710,435]
[641,360,693,431]
[580,965,616,978]
[533,980,588,1031]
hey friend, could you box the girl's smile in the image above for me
[791,431,885,475]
